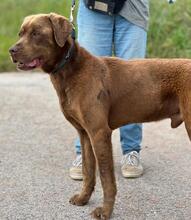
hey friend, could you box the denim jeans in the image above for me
[75,0,147,155]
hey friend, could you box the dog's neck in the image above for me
[51,37,76,74]
[49,38,93,98]
[50,38,86,75]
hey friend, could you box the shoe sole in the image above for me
[122,171,143,178]
[69,173,83,180]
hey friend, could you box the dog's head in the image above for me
[9,13,73,72]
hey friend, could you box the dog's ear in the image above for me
[49,13,72,47]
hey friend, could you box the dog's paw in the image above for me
[69,194,88,206]
[91,207,110,220]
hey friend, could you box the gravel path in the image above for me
[0,73,190,220]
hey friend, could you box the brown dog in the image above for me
[9,13,190,220]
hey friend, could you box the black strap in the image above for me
[52,28,76,74]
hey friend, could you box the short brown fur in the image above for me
[10,13,191,220]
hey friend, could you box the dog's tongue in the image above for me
[27,59,40,67]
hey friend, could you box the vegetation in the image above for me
[0,0,191,72]
[148,0,191,58]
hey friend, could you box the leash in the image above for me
[69,0,76,24]
[52,0,76,74]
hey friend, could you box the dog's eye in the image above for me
[18,31,24,37]
[31,31,40,37]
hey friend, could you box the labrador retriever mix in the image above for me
[9,13,191,220]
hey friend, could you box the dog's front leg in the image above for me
[70,129,96,206]
[89,126,117,220]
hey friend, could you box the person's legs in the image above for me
[114,15,147,177]
[77,0,113,56]
[75,0,114,154]
[70,0,114,180]
[114,16,147,59]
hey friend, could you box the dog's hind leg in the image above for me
[180,92,191,141]
[70,129,96,206]
[183,117,191,141]
[183,118,191,141]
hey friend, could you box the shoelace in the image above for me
[121,151,140,167]
[72,155,82,167]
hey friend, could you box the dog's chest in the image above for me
[50,75,84,128]
[59,87,78,117]
[51,76,76,112]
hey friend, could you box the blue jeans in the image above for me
[75,0,147,155]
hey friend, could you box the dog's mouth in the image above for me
[17,58,43,71]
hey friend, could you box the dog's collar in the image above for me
[52,28,75,74]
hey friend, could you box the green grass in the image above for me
[148,0,191,58]
[1,0,191,72]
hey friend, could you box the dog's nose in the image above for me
[9,46,18,54]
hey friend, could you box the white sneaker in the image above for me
[121,151,143,178]
[69,154,83,180]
